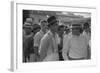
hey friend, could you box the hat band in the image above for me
[48,19,58,25]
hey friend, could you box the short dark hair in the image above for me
[40,20,47,23]
[83,22,90,29]
[58,25,65,31]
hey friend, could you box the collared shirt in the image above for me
[56,34,61,45]
[39,31,59,61]
[63,33,72,47]
[62,34,89,60]
[34,30,45,48]
[83,31,91,49]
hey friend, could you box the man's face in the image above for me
[58,27,64,36]
[72,28,80,36]
[51,21,59,32]
[41,22,47,31]
[85,28,90,33]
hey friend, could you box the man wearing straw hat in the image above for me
[23,18,34,62]
[62,24,89,60]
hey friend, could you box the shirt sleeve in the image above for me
[62,37,70,60]
[39,36,49,61]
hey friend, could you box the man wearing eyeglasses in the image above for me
[62,24,89,60]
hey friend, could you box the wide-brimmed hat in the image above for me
[47,16,58,27]
[23,22,32,29]
[26,18,33,23]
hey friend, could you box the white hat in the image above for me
[26,18,32,23]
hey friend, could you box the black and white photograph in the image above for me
[11,2,97,71]
[22,10,91,63]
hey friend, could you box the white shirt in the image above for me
[83,31,91,41]
[34,30,44,48]
[39,31,59,61]
[62,34,89,60]
[63,33,72,47]
[83,31,91,49]
[56,34,61,45]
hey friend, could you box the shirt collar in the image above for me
[47,30,57,38]
[40,30,45,34]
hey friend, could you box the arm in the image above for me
[86,39,91,59]
[84,35,91,59]
[34,33,40,56]
[39,37,49,61]
[62,37,70,60]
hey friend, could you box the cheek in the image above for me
[73,30,80,34]
[55,26,58,31]
[72,30,77,33]
[55,26,58,29]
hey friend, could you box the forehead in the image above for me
[72,27,81,29]
[58,26,64,30]
[41,22,47,26]
[53,22,59,26]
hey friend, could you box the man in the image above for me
[39,16,59,61]
[24,18,33,26]
[57,25,65,61]
[32,24,41,35]
[29,24,41,62]
[83,22,91,41]
[23,18,34,62]
[33,20,48,61]
[83,22,91,59]
[63,26,71,46]
[62,24,89,60]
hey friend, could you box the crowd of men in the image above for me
[23,16,91,62]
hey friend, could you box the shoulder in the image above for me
[81,34,88,40]
[34,31,41,38]
[80,34,89,44]
[63,34,71,42]
[63,34,72,45]
[35,31,41,36]
[41,32,51,42]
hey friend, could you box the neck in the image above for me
[73,34,80,38]
[50,30,56,36]
[41,29,46,34]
